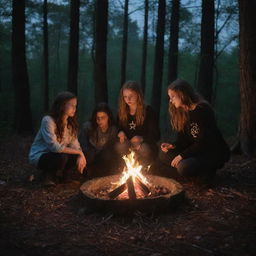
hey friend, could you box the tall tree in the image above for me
[140,0,148,93]
[67,0,80,95]
[120,0,129,86]
[238,0,256,155]
[151,0,166,123]
[43,0,49,112]
[94,0,108,103]
[12,0,32,134]
[168,0,180,84]
[197,0,215,103]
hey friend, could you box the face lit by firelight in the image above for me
[96,111,109,131]
[64,98,77,118]
[123,89,138,108]
[168,89,183,109]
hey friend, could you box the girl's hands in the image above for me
[171,155,182,168]
[130,136,143,150]
[76,153,87,174]
[161,143,175,152]
[118,131,127,144]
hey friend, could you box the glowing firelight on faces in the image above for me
[117,151,150,186]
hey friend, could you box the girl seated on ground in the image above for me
[116,81,160,166]
[29,91,86,186]
[79,102,118,178]
[159,79,230,184]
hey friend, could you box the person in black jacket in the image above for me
[159,79,230,182]
[116,81,160,165]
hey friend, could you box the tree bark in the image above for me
[151,0,166,124]
[197,0,215,103]
[43,0,49,112]
[120,0,129,87]
[238,0,256,155]
[140,0,148,93]
[168,0,180,84]
[67,0,80,95]
[12,0,32,134]
[94,0,108,103]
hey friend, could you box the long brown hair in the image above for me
[118,81,145,126]
[49,91,78,142]
[168,79,202,131]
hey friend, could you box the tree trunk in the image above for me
[43,0,49,112]
[67,0,80,95]
[197,0,215,103]
[120,0,129,87]
[94,0,108,103]
[238,0,256,155]
[168,0,180,84]
[140,0,148,93]
[151,0,166,124]
[12,0,32,134]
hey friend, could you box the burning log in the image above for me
[127,176,136,199]
[108,183,127,199]
[135,177,150,196]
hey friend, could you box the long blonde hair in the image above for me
[168,79,202,131]
[118,81,145,126]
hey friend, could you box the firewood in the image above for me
[127,177,136,199]
[108,183,127,199]
[135,177,150,196]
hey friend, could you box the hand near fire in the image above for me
[118,131,127,144]
[161,143,175,153]
[130,136,143,150]
[76,153,87,174]
[171,155,182,168]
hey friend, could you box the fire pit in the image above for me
[80,151,184,214]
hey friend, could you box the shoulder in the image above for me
[81,121,92,130]
[194,102,214,115]
[192,102,216,123]
[41,115,56,126]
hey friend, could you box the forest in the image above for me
[0,0,256,256]
[0,0,241,140]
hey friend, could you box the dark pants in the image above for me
[158,149,220,181]
[37,152,79,181]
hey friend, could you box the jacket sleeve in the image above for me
[179,105,215,159]
[40,116,65,153]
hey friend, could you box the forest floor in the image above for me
[0,136,255,256]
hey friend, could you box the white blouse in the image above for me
[29,115,81,166]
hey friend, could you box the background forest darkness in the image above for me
[0,0,239,140]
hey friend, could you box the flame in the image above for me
[117,151,150,186]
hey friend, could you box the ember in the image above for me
[107,151,152,200]
[80,151,184,213]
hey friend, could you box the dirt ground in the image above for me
[0,136,255,256]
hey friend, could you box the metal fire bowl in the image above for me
[80,174,184,214]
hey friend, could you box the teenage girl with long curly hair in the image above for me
[79,102,118,178]
[29,91,86,186]
[159,79,230,184]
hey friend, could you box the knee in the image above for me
[176,159,193,177]
[56,153,69,166]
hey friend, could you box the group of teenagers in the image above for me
[29,79,230,186]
